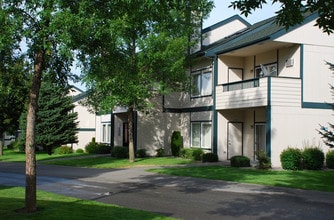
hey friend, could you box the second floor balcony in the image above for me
[216,77,302,110]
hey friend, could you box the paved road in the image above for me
[1,161,334,220]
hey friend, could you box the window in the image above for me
[191,122,212,149]
[255,63,277,78]
[191,68,212,97]
[102,123,111,143]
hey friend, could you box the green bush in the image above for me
[230,155,250,167]
[302,147,324,170]
[85,141,99,154]
[171,131,182,157]
[14,140,25,152]
[280,148,303,170]
[111,146,129,158]
[256,151,271,169]
[136,149,147,158]
[179,148,204,161]
[202,152,219,163]
[6,141,15,150]
[156,148,164,157]
[326,150,334,169]
[85,141,110,154]
[54,146,73,155]
[76,148,84,154]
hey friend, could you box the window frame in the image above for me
[190,121,212,150]
[191,67,213,98]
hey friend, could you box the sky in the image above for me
[73,1,282,90]
[203,1,281,28]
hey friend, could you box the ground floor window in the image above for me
[191,121,212,149]
[102,123,111,143]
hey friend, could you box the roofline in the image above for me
[202,14,251,34]
[205,12,318,57]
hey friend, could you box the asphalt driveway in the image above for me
[1,161,334,220]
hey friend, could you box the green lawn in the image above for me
[0,186,175,220]
[148,166,334,192]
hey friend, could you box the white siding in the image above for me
[271,77,301,107]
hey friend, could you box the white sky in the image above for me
[203,1,281,28]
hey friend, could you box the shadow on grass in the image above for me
[0,186,174,220]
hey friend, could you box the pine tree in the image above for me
[318,62,334,148]
[36,79,78,155]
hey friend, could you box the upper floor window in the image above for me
[191,67,212,97]
[255,63,277,78]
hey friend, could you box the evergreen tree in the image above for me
[318,62,334,148]
[36,78,78,155]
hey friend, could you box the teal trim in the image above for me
[302,102,332,109]
[300,44,331,110]
[213,57,218,154]
[164,106,213,113]
[266,77,271,158]
[78,128,95,132]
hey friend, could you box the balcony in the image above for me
[216,77,301,110]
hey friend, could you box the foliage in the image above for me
[202,152,219,163]
[111,146,129,159]
[85,142,111,154]
[326,150,334,169]
[280,148,303,170]
[35,78,78,155]
[156,148,165,157]
[171,131,183,157]
[302,147,325,170]
[180,148,204,161]
[76,149,84,154]
[256,151,271,169]
[54,146,73,155]
[230,155,250,167]
[136,149,147,158]
[318,62,334,148]
[229,0,334,34]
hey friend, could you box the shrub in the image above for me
[111,146,129,158]
[171,131,182,157]
[6,141,15,150]
[302,147,324,170]
[230,155,250,167]
[96,143,111,154]
[136,149,147,158]
[256,151,271,169]
[76,148,84,154]
[202,152,219,163]
[179,148,204,161]
[85,141,99,154]
[54,146,73,155]
[156,148,164,157]
[326,150,334,169]
[280,148,303,170]
[14,140,25,152]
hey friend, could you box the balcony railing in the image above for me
[223,78,259,92]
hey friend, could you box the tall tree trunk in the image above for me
[0,133,3,156]
[128,106,135,163]
[24,50,44,213]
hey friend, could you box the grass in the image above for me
[0,186,175,220]
[0,149,87,162]
[0,149,194,168]
[148,166,334,192]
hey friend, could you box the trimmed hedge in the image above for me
[171,131,182,157]
[54,146,73,155]
[280,148,303,170]
[179,148,204,161]
[85,142,111,154]
[256,151,271,169]
[202,152,218,162]
[230,155,250,167]
[111,146,129,158]
[156,148,164,157]
[136,149,147,158]
[302,147,324,170]
[326,150,334,169]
